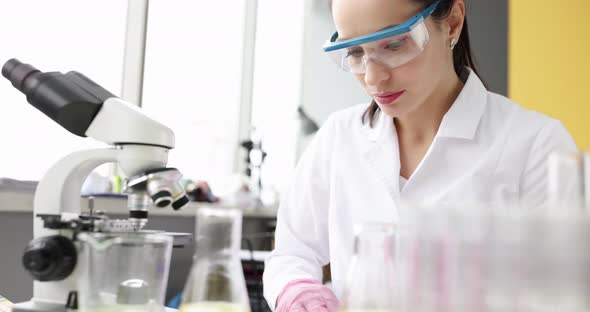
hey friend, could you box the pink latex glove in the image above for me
[275,279,339,312]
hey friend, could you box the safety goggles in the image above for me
[323,1,440,74]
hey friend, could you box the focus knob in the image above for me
[22,235,77,281]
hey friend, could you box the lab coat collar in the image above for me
[368,68,488,142]
[437,68,487,139]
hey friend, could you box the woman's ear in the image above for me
[447,0,465,43]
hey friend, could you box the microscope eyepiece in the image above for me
[2,58,42,93]
[2,58,116,137]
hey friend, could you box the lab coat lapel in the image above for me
[401,69,488,198]
[362,112,401,201]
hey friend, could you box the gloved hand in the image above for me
[275,279,339,312]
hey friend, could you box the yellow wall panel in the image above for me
[509,0,590,149]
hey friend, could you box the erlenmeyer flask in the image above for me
[340,223,398,312]
[180,208,250,312]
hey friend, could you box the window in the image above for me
[141,1,246,189]
[250,0,305,194]
[0,0,306,196]
[0,0,127,180]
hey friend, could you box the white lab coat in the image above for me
[263,70,577,310]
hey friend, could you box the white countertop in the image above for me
[0,190,278,219]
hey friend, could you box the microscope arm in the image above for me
[33,146,169,237]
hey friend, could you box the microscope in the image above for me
[1,59,190,312]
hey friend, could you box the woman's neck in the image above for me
[395,71,464,143]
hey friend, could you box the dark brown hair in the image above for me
[329,0,481,126]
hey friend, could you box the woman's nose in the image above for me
[363,58,391,87]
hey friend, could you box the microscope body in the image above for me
[2,59,189,312]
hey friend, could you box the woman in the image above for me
[263,0,576,311]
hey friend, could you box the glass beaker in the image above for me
[77,232,173,312]
[180,208,250,312]
[340,223,398,312]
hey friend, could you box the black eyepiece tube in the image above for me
[2,59,42,93]
[1,58,116,137]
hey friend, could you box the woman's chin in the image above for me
[377,102,407,119]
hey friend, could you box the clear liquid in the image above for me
[179,302,251,312]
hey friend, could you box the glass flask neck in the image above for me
[194,208,242,258]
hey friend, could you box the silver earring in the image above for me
[450,38,457,50]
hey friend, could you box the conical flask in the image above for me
[180,208,250,312]
[340,223,398,312]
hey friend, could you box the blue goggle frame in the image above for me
[323,0,440,52]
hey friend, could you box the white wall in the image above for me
[293,0,370,160]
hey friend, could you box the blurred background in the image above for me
[1,0,588,192]
[0,0,588,310]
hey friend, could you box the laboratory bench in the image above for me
[0,189,278,219]
[0,189,276,310]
